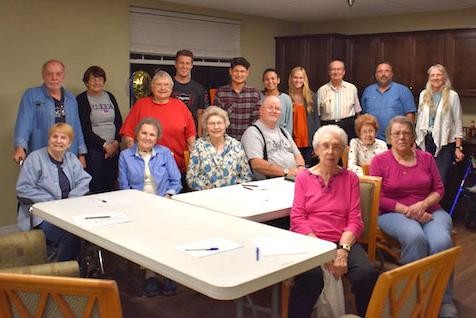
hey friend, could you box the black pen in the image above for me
[242,186,254,191]
[242,184,258,187]
[85,216,111,220]
[185,247,219,251]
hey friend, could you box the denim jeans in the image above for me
[378,210,454,303]
[38,221,80,262]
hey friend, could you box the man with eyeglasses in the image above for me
[241,95,305,180]
[13,60,87,166]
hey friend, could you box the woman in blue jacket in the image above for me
[16,123,91,261]
[118,117,181,296]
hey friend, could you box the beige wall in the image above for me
[0,0,298,227]
[300,8,476,125]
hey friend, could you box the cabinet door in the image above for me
[348,36,378,95]
[413,32,445,94]
[378,35,415,93]
[446,30,476,96]
[307,35,347,91]
[276,37,308,92]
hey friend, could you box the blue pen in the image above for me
[256,247,260,261]
[185,247,219,251]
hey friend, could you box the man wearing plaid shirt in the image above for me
[214,57,261,140]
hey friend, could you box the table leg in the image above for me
[271,284,279,318]
[236,298,244,318]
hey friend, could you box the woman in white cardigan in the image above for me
[415,64,464,185]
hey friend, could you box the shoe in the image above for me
[439,301,458,318]
[142,277,160,297]
[162,278,178,296]
[467,184,476,194]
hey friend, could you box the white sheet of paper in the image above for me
[253,236,306,256]
[176,236,242,258]
[72,212,132,228]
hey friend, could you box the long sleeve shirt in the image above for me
[118,144,182,196]
[16,147,91,231]
[186,134,252,190]
[290,169,364,242]
[14,85,87,155]
[369,150,444,214]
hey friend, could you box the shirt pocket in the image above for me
[34,101,49,129]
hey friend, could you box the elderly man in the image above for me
[13,60,87,166]
[172,49,209,136]
[214,57,260,140]
[241,95,305,180]
[317,60,362,140]
[361,62,416,142]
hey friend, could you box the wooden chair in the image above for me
[0,272,122,318]
[280,176,382,317]
[0,230,79,277]
[184,150,190,170]
[363,246,461,318]
[358,175,382,263]
[360,164,370,175]
[342,146,350,168]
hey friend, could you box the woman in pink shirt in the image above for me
[288,125,378,318]
[370,116,456,318]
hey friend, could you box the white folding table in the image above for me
[173,177,295,222]
[33,189,335,315]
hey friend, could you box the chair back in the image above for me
[358,175,381,263]
[0,230,47,269]
[365,246,461,318]
[0,272,122,318]
[184,150,190,170]
[341,146,350,168]
[360,163,370,175]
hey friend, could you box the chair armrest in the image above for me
[0,261,80,277]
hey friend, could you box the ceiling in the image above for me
[163,0,476,22]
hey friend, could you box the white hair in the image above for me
[312,125,348,149]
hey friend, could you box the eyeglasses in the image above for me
[320,143,343,152]
[390,131,412,138]
[207,121,225,127]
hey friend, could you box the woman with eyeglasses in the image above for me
[186,106,251,190]
[370,116,456,318]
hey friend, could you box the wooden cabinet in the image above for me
[275,34,346,92]
[445,29,476,96]
[276,29,476,97]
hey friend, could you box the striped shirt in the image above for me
[317,81,362,121]
[214,84,261,140]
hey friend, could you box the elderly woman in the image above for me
[186,106,252,190]
[370,116,456,317]
[16,123,91,261]
[416,64,464,185]
[118,117,182,197]
[118,117,181,297]
[77,66,123,193]
[288,66,320,166]
[289,125,378,318]
[348,113,387,175]
[120,70,196,179]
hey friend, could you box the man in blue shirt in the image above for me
[13,60,87,166]
[361,62,416,141]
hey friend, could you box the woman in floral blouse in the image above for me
[348,114,387,175]
[186,106,252,190]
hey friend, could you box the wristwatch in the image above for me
[337,243,351,253]
[283,168,289,177]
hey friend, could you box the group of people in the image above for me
[12,49,462,317]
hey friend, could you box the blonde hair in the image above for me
[48,123,74,141]
[288,66,314,113]
[419,64,452,113]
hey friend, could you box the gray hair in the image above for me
[312,125,348,149]
[202,106,230,135]
[151,70,174,89]
[134,117,162,140]
[385,116,416,142]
